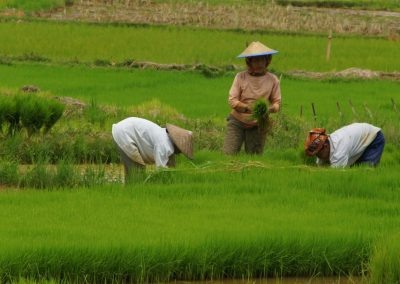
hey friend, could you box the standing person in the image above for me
[223,41,281,155]
[304,123,385,168]
[112,117,193,183]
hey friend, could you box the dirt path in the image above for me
[30,0,400,36]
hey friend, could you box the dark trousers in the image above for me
[223,115,267,155]
[116,145,145,183]
[355,131,385,166]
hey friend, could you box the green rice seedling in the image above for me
[43,98,65,134]
[82,165,107,187]
[20,161,52,189]
[53,160,78,188]
[1,21,400,72]
[0,96,7,133]
[19,95,49,136]
[84,98,107,129]
[0,160,19,186]
[2,94,22,136]
[2,63,400,121]
[369,234,400,283]
[251,99,268,130]
[1,164,400,280]
[266,114,304,149]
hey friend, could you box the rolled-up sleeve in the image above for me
[269,79,281,113]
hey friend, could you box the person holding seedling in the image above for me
[304,123,385,168]
[112,117,193,182]
[223,41,281,155]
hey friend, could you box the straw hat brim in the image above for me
[237,50,278,58]
[166,124,193,160]
[237,41,278,58]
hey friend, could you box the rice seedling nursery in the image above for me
[0,0,400,283]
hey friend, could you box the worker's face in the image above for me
[316,141,330,160]
[173,144,181,154]
[247,56,271,74]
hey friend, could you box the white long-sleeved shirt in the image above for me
[112,117,174,168]
[317,123,381,168]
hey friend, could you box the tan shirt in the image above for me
[228,71,281,126]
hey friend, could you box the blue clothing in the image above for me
[355,131,385,166]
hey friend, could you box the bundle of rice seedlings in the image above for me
[2,95,21,135]
[44,99,65,134]
[0,96,7,132]
[251,99,269,130]
[20,95,49,136]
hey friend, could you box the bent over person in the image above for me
[223,41,281,155]
[304,123,385,168]
[112,117,193,182]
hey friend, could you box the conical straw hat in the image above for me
[237,41,278,58]
[166,124,193,159]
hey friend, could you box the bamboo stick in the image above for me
[311,103,317,122]
[364,103,373,120]
[336,101,342,118]
[326,30,332,63]
[391,98,398,113]
[349,100,357,116]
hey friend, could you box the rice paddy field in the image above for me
[1,1,400,283]
[0,20,399,71]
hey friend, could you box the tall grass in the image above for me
[0,20,399,72]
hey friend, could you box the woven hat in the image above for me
[304,128,328,156]
[166,124,193,159]
[237,41,278,58]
